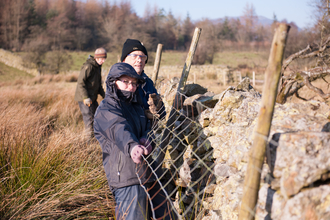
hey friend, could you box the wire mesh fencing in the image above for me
[138,89,218,220]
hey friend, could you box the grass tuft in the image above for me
[0,81,115,219]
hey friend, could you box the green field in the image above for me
[0,62,34,82]
[68,50,269,71]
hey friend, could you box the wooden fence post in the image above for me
[155,27,202,166]
[177,28,202,90]
[238,23,290,220]
[253,71,256,86]
[152,43,163,86]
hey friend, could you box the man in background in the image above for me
[74,47,107,139]
[121,39,165,121]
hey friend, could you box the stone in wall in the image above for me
[271,132,330,198]
[256,185,330,220]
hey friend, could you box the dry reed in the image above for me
[0,80,115,219]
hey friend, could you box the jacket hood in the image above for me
[106,63,144,83]
[106,63,144,92]
[105,63,145,98]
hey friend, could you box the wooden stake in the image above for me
[238,23,290,220]
[152,44,163,87]
[177,28,202,90]
[156,27,202,166]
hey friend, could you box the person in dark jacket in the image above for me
[121,39,166,121]
[74,47,106,139]
[94,62,177,220]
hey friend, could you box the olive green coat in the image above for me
[74,56,105,102]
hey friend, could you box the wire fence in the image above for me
[138,90,216,219]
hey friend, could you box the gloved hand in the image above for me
[147,93,163,116]
[139,138,152,155]
[144,109,154,120]
[83,98,92,107]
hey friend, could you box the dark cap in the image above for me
[120,39,148,64]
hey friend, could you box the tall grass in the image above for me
[0,81,115,219]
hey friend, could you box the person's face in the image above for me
[123,51,147,75]
[96,58,106,65]
[115,75,138,92]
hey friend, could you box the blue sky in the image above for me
[128,0,313,29]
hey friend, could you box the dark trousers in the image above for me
[78,101,98,138]
[113,183,177,220]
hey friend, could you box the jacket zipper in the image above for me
[117,153,122,182]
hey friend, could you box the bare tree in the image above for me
[237,2,257,43]
[22,38,49,75]
[276,0,330,104]
[276,38,330,103]
[45,49,72,74]
[0,0,28,50]
[193,19,220,64]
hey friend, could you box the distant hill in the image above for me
[257,16,274,26]
[211,16,299,29]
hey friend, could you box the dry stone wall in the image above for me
[158,77,330,220]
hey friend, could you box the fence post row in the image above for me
[238,23,290,220]
[155,27,202,166]
[152,43,163,87]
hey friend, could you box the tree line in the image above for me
[0,0,320,66]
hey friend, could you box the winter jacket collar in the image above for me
[86,55,101,67]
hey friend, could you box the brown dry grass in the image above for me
[0,79,115,219]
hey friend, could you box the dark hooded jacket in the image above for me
[94,63,155,191]
[74,56,105,102]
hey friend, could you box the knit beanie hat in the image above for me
[95,47,107,58]
[120,39,148,64]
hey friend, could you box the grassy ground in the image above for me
[67,50,270,71]
[4,49,313,96]
[0,54,116,219]
[0,62,34,83]
[0,77,115,219]
[11,50,269,94]
[213,51,269,68]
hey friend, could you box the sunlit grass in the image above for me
[0,82,115,219]
[213,51,269,68]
